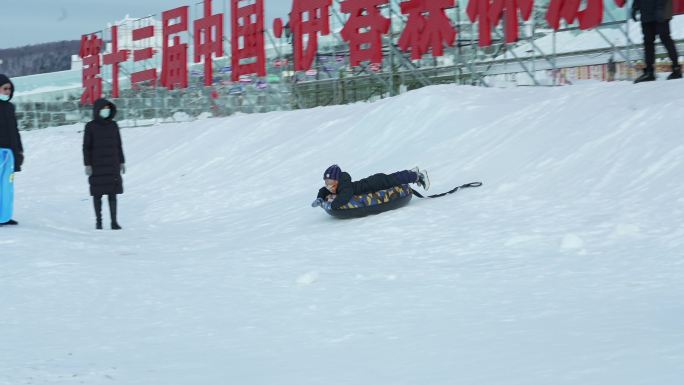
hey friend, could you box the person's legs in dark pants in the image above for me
[362,170,429,192]
[657,22,679,65]
[93,195,103,229]
[390,170,419,185]
[362,173,406,191]
[635,22,657,83]
[391,169,429,190]
[359,172,415,192]
[642,22,657,72]
[108,194,121,230]
[656,21,682,79]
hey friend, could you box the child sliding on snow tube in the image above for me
[311,164,429,210]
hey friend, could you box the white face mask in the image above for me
[99,108,111,119]
[0,94,10,102]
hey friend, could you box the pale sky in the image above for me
[0,0,292,48]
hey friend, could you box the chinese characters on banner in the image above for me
[489,0,534,44]
[161,6,190,90]
[84,0,630,104]
[130,23,158,88]
[468,0,537,46]
[546,0,628,30]
[102,26,129,98]
[399,0,456,60]
[79,34,103,105]
[231,0,267,81]
[466,0,494,47]
[194,0,224,86]
[291,0,333,71]
[340,0,390,66]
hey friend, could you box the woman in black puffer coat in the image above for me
[83,98,126,230]
[0,74,24,226]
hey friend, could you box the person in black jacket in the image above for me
[83,98,126,230]
[632,0,681,83]
[312,164,429,210]
[0,74,24,226]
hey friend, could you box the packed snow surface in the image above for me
[2,80,683,385]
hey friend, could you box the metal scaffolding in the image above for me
[12,0,684,130]
[286,0,658,108]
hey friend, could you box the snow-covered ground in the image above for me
[2,80,683,385]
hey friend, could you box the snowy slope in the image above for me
[1,80,684,385]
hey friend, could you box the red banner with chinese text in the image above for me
[675,0,684,15]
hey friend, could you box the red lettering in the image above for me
[130,25,158,88]
[80,34,103,105]
[103,26,129,98]
[489,0,534,44]
[161,6,190,90]
[194,0,224,87]
[399,0,456,59]
[231,0,267,81]
[290,0,333,71]
[546,0,626,31]
[340,0,390,66]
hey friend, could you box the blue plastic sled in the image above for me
[0,148,15,223]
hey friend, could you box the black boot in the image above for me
[108,195,122,230]
[634,69,656,83]
[93,196,103,230]
[667,65,682,80]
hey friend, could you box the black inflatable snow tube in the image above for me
[323,184,413,219]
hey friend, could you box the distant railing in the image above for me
[14,82,293,130]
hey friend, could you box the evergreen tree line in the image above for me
[0,40,80,78]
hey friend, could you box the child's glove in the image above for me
[120,163,126,174]
[322,201,332,210]
[311,197,323,207]
[85,166,92,176]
